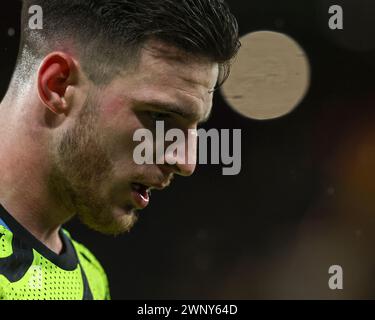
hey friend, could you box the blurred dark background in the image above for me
[2,0,375,299]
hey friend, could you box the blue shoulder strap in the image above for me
[0,218,10,230]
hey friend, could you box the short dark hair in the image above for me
[19,0,240,85]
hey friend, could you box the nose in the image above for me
[163,129,197,177]
[175,160,197,177]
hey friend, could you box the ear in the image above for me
[37,52,77,115]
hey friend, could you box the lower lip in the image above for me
[131,189,150,209]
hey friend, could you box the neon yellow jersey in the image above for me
[0,204,110,300]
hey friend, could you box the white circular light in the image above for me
[222,31,310,120]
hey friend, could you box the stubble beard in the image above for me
[50,96,138,235]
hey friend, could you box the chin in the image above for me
[78,206,139,236]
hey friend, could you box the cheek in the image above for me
[97,95,152,167]
[98,106,142,162]
[100,97,126,122]
[100,96,141,131]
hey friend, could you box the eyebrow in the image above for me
[135,99,212,125]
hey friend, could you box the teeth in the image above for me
[139,193,146,201]
[132,183,151,197]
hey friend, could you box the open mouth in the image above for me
[131,183,151,209]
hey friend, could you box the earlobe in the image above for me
[37,52,77,115]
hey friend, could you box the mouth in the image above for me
[130,183,151,209]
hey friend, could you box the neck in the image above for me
[0,96,73,254]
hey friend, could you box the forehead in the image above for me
[107,40,219,120]
[138,40,219,89]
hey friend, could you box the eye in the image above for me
[148,111,171,121]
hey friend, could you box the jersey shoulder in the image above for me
[0,226,13,299]
[63,229,111,300]
[0,225,13,259]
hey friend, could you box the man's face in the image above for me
[51,40,219,235]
